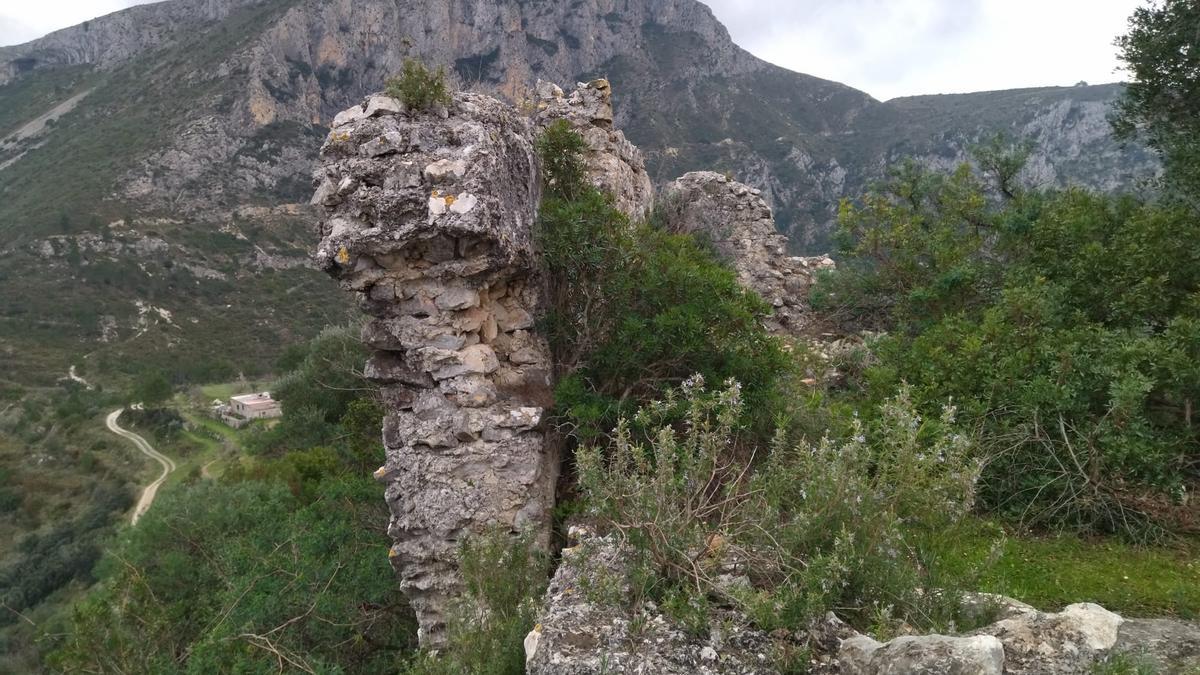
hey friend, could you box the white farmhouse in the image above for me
[229,392,282,421]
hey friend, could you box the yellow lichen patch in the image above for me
[432,189,441,198]
[337,247,351,264]
[388,548,399,559]
[444,194,457,207]
[333,131,352,143]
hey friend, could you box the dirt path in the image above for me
[106,409,177,525]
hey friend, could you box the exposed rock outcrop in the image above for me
[532,79,655,219]
[839,633,1005,675]
[313,91,556,645]
[830,599,1134,674]
[972,602,1124,675]
[1113,618,1200,673]
[660,171,834,338]
[525,528,776,675]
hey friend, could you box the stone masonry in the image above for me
[661,171,834,338]
[313,91,557,645]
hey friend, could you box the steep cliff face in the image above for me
[0,0,264,85]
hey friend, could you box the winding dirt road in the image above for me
[106,409,177,525]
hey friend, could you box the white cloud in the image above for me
[701,0,1138,100]
[1,1,156,47]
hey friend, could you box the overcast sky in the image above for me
[2,0,1139,100]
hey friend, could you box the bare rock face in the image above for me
[660,171,834,338]
[313,91,557,646]
[1113,618,1200,674]
[524,528,776,675]
[533,79,655,220]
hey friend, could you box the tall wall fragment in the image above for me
[313,92,557,645]
[661,171,834,338]
[533,79,655,220]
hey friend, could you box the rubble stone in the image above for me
[313,90,556,646]
[661,171,835,338]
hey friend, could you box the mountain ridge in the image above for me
[0,0,1157,387]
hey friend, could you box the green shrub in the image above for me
[818,154,1200,537]
[247,324,374,455]
[537,119,589,200]
[48,478,416,674]
[577,378,993,636]
[386,59,452,111]
[535,126,791,441]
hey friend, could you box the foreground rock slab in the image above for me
[525,529,777,674]
[839,633,1004,675]
[830,598,1143,674]
[313,91,556,645]
[1113,618,1200,674]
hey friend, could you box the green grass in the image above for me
[199,382,242,402]
[946,519,1200,618]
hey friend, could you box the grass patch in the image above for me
[945,520,1200,617]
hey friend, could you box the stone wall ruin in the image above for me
[313,91,556,644]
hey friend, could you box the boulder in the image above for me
[839,634,1005,675]
[1112,618,1200,674]
[973,602,1123,674]
[525,529,777,674]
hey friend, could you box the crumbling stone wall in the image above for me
[313,92,557,645]
[533,78,655,220]
[661,171,834,338]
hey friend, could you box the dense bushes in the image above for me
[536,121,790,440]
[50,478,416,674]
[1113,0,1200,202]
[407,532,549,675]
[245,324,374,456]
[48,329,415,673]
[818,154,1200,536]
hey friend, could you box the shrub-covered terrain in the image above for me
[815,149,1199,537]
[15,6,1200,669]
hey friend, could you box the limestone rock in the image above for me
[973,602,1124,674]
[525,529,776,674]
[830,599,1143,674]
[1112,618,1200,674]
[314,90,555,646]
[839,634,1005,675]
[534,80,655,220]
[661,171,834,338]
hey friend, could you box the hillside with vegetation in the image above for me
[0,0,1159,391]
[0,0,1196,673]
